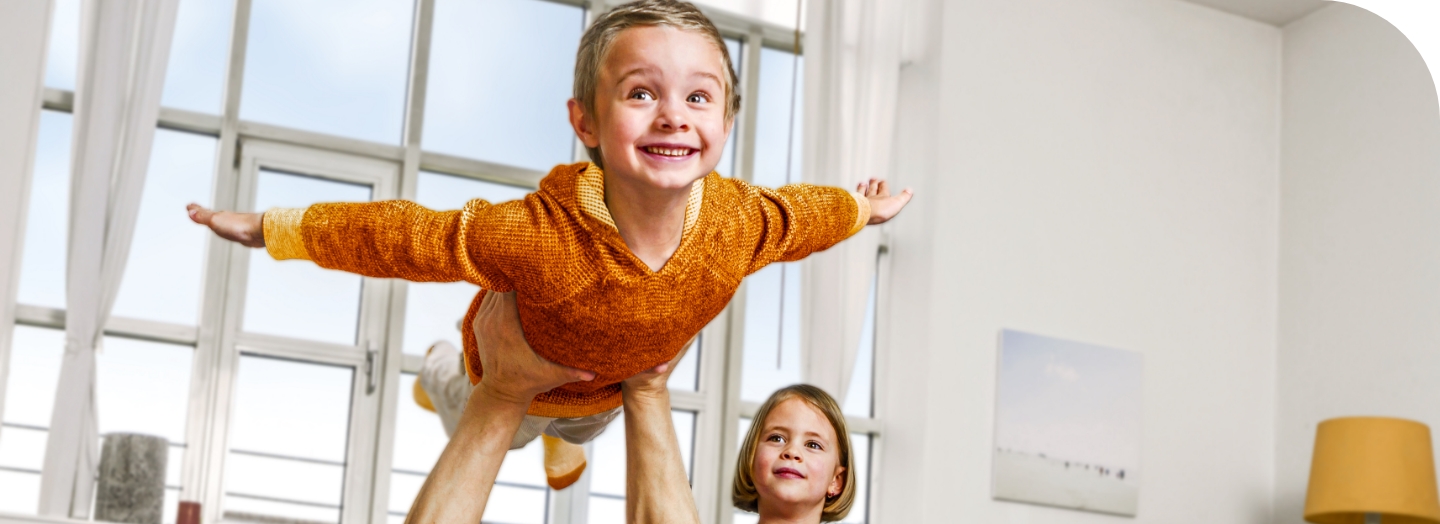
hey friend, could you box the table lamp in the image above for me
[1305,417,1440,524]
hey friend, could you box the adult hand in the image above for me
[621,337,692,398]
[471,291,596,406]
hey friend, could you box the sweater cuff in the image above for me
[848,192,871,237]
[263,208,310,261]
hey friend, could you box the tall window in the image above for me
[0,2,877,524]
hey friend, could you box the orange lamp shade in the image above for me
[1305,417,1440,524]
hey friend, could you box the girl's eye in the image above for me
[687,93,709,104]
[807,441,822,450]
[767,434,786,444]
[631,90,655,101]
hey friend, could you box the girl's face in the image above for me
[751,398,846,516]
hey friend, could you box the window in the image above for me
[223,356,352,522]
[3,3,870,524]
[95,336,194,524]
[241,171,371,345]
[423,0,584,171]
[0,326,65,514]
[16,110,72,310]
[241,0,414,143]
[111,129,218,326]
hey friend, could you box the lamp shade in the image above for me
[1305,417,1440,524]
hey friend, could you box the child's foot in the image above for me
[543,435,587,490]
[412,377,436,413]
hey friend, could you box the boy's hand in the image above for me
[621,338,693,399]
[187,204,266,248]
[857,178,913,225]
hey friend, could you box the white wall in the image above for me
[1277,4,1440,523]
[879,0,1282,522]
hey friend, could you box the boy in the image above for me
[189,0,912,489]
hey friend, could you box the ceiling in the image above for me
[1181,0,1330,26]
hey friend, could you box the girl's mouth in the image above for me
[773,467,805,480]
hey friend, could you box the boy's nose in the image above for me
[655,101,690,131]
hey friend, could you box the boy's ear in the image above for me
[567,98,601,148]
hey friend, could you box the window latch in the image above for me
[364,343,380,395]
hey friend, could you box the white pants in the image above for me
[419,340,620,449]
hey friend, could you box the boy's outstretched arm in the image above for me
[855,178,913,225]
[186,199,507,288]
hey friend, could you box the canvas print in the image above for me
[992,329,1143,516]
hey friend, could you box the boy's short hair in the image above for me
[574,0,741,168]
[732,384,856,521]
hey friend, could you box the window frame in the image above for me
[0,0,886,523]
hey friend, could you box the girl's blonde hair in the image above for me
[732,384,857,521]
[573,0,741,168]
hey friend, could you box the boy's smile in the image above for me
[571,24,733,191]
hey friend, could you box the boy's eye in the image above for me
[630,90,655,101]
[687,93,710,104]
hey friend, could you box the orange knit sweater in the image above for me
[264,162,869,417]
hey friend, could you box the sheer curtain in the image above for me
[800,0,902,404]
[38,0,179,516]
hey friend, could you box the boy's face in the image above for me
[571,25,732,191]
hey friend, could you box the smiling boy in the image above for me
[188,0,912,489]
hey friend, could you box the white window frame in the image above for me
[0,1,887,524]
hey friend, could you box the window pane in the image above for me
[842,274,878,418]
[44,0,80,90]
[225,356,353,523]
[161,0,234,113]
[403,172,530,355]
[241,0,414,144]
[113,129,217,325]
[96,337,193,443]
[1,326,64,429]
[751,48,803,188]
[0,470,41,514]
[740,47,806,402]
[840,433,872,523]
[718,38,742,178]
[666,334,700,391]
[740,262,801,402]
[243,170,371,345]
[423,0,583,171]
[0,326,65,516]
[388,373,548,523]
[586,410,695,520]
[17,111,73,309]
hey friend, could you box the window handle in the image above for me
[365,342,380,395]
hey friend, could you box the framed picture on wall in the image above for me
[991,329,1144,516]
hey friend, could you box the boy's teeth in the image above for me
[646,146,689,156]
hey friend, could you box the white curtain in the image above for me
[800,0,902,404]
[38,0,179,516]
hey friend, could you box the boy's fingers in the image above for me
[876,179,890,197]
[187,204,211,224]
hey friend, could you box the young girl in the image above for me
[733,385,857,523]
